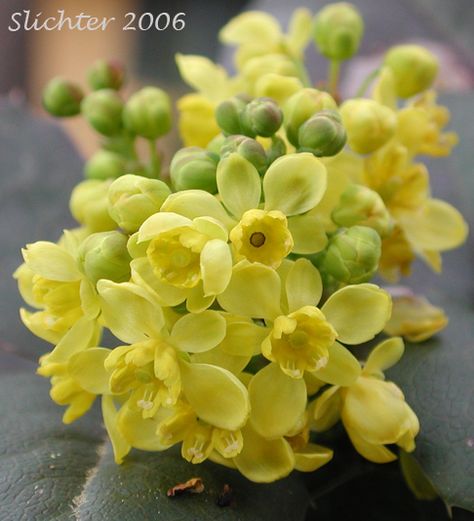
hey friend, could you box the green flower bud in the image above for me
[340,99,396,154]
[170,147,219,193]
[313,2,364,61]
[240,98,283,137]
[206,133,226,155]
[283,88,338,147]
[79,231,131,284]
[81,89,124,136]
[215,97,248,136]
[220,135,268,175]
[266,135,287,164]
[123,87,172,139]
[298,110,347,157]
[331,184,393,237]
[87,59,125,91]
[70,179,116,232]
[108,174,171,232]
[85,150,128,181]
[42,77,83,117]
[322,225,381,284]
[384,44,438,98]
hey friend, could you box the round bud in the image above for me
[85,150,127,181]
[331,184,393,237]
[322,225,381,284]
[266,135,287,165]
[70,179,116,232]
[42,77,83,117]
[79,231,131,284]
[206,133,226,155]
[220,135,268,175]
[170,147,219,193]
[340,98,396,154]
[313,2,364,61]
[240,97,283,137]
[298,110,347,157]
[384,44,438,98]
[108,174,171,232]
[87,59,125,91]
[215,97,248,136]
[283,88,338,146]
[123,87,172,139]
[81,89,124,136]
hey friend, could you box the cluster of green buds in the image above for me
[16,1,468,490]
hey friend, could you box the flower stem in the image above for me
[328,59,341,99]
[148,139,161,179]
[355,67,381,97]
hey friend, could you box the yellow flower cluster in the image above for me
[15,2,467,483]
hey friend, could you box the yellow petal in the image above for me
[118,405,172,451]
[200,239,232,296]
[22,241,81,281]
[138,212,191,242]
[177,93,221,147]
[321,284,392,345]
[346,427,397,463]
[218,261,282,320]
[249,363,307,438]
[288,214,328,254]
[312,385,342,432]
[186,283,215,313]
[220,318,268,357]
[286,8,313,56]
[170,310,226,353]
[102,395,131,464]
[80,279,101,319]
[97,280,164,344]
[233,425,295,483]
[176,54,229,99]
[364,337,404,375]
[219,11,281,46]
[180,361,250,431]
[217,153,262,218]
[314,342,361,386]
[264,153,327,216]
[294,443,333,472]
[68,347,111,394]
[285,258,323,313]
[399,198,468,252]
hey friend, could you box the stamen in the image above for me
[250,231,266,247]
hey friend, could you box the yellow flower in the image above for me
[313,337,420,463]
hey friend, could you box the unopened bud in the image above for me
[215,97,248,136]
[42,77,83,117]
[266,135,287,164]
[70,180,116,232]
[331,184,393,237]
[87,59,125,91]
[220,135,268,175]
[85,150,127,181]
[79,231,131,283]
[108,174,171,232]
[322,225,381,284]
[283,88,337,147]
[313,2,364,61]
[240,97,283,137]
[81,89,124,136]
[340,98,396,153]
[298,110,347,157]
[384,45,438,99]
[170,148,219,193]
[123,87,172,139]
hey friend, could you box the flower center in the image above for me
[250,231,266,247]
[288,330,309,349]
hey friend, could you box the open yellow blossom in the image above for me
[313,337,419,463]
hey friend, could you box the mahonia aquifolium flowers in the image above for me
[15,3,468,483]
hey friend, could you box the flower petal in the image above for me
[22,241,81,281]
[102,396,131,464]
[233,424,295,483]
[118,405,172,451]
[138,212,191,242]
[321,284,392,345]
[346,427,397,463]
[249,362,307,438]
[294,443,333,472]
[69,347,111,394]
[176,54,229,99]
[220,318,268,357]
[217,153,261,219]
[200,239,232,296]
[314,341,361,386]
[288,214,328,254]
[263,153,327,216]
[97,280,164,344]
[312,385,342,432]
[219,11,281,46]
[180,361,250,431]
[217,261,282,320]
[364,337,405,376]
[285,258,323,312]
[170,310,226,353]
[186,283,215,313]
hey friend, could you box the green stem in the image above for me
[147,139,161,179]
[355,67,381,97]
[294,58,312,88]
[328,59,341,99]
